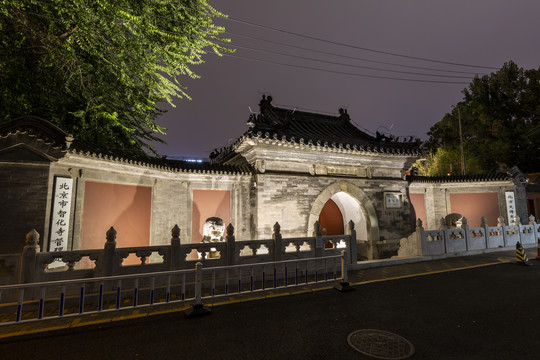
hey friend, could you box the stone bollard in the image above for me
[184,262,212,318]
[334,250,355,292]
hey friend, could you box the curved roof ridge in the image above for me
[67,147,252,175]
[409,173,511,183]
[210,95,422,162]
[0,115,73,149]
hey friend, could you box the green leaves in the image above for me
[0,0,232,156]
[425,61,540,173]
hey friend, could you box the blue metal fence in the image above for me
[0,253,347,326]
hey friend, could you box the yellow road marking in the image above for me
[71,319,108,327]
[351,260,510,286]
[112,313,146,322]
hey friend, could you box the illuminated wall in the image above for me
[80,181,152,250]
[192,190,230,243]
[409,193,426,228]
[450,192,499,227]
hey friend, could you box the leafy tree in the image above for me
[425,61,540,173]
[0,0,231,155]
[413,148,483,176]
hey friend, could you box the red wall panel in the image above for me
[450,192,499,227]
[409,193,426,228]
[81,182,151,250]
[192,190,230,243]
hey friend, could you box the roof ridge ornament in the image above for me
[258,94,273,115]
[338,108,351,122]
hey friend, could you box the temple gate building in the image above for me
[0,96,531,261]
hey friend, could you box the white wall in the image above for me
[331,192,368,241]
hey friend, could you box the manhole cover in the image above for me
[347,329,415,359]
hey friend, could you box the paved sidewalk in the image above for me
[0,248,531,340]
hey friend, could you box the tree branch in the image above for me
[57,26,78,39]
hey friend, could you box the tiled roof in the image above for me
[409,173,512,183]
[210,95,421,162]
[0,115,73,149]
[1,116,251,175]
[66,147,252,175]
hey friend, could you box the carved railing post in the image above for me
[313,221,323,257]
[530,215,539,242]
[440,217,450,253]
[481,216,488,228]
[515,216,526,243]
[462,217,476,251]
[314,220,323,245]
[226,223,235,265]
[101,226,117,276]
[348,220,357,264]
[416,218,424,256]
[439,217,446,230]
[20,229,40,283]
[481,216,490,248]
[170,225,182,270]
[273,222,282,262]
[496,216,507,246]
[313,220,322,237]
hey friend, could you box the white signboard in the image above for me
[505,191,516,225]
[49,177,73,267]
[385,192,402,209]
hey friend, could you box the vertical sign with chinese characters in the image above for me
[49,177,73,264]
[505,191,516,225]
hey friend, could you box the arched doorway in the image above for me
[308,181,379,260]
[319,199,344,236]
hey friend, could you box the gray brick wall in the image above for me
[254,173,412,258]
[0,163,50,253]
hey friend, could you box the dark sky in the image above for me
[153,0,540,160]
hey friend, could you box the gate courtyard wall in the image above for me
[1,114,532,266]
[409,175,529,231]
[50,153,254,252]
[253,173,412,259]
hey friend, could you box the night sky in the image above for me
[153,1,540,160]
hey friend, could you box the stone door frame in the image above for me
[307,181,380,260]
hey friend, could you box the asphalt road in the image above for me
[1,259,539,359]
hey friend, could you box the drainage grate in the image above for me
[347,329,415,359]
